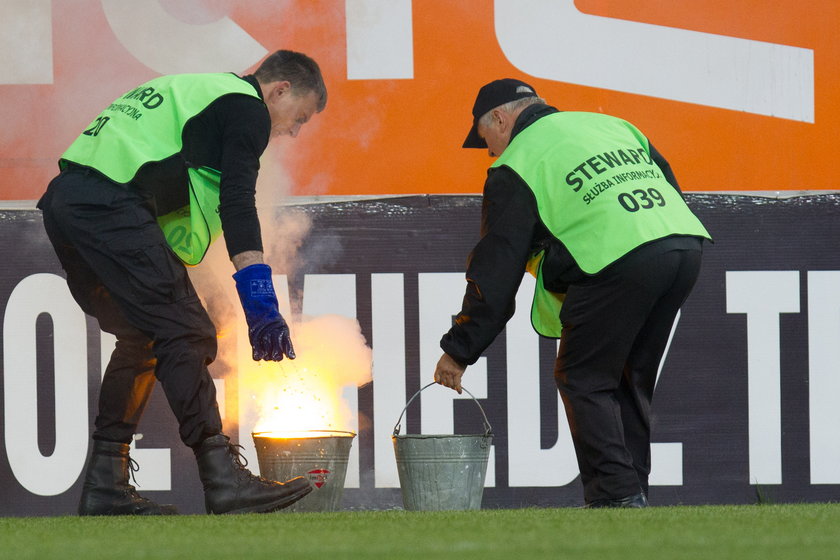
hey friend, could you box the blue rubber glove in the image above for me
[233,264,296,361]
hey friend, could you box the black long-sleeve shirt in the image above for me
[440,104,692,366]
[132,74,269,258]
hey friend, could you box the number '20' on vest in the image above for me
[59,73,263,265]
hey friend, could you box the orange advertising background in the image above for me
[0,0,834,200]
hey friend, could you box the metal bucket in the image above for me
[392,382,493,511]
[252,430,356,512]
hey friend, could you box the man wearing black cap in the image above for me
[433,78,711,508]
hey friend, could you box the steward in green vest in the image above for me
[39,50,328,517]
[436,78,709,509]
[60,73,261,265]
[492,111,711,337]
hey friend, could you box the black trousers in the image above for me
[554,238,702,503]
[38,169,222,448]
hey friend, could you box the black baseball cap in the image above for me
[463,78,539,148]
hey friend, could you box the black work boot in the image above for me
[78,440,178,516]
[194,434,312,514]
[585,492,649,509]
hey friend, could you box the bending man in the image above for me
[38,50,326,515]
[434,79,710,508]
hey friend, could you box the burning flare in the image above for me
[242,314,372,438]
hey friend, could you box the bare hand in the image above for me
[434,353,466,394]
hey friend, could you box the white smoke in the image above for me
[190,135,372,438]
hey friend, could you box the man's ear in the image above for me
[494,108,510,134]
[270,80,292,99]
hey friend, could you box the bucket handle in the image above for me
[392,382,493,437]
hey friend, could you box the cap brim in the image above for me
[462,122,487,149]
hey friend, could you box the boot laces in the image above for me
[128,456,141,487]
[126,457,175,513]
[227,442,250,469]
[227,442,276,486]
[123,456,157,504]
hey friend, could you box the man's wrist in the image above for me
[444,351,469,370]
[231,250,264,271]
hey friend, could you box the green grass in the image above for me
[1,504,839,560]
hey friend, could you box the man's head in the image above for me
[254,50,327,138]
[463,78,544,157]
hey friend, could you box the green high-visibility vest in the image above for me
[59,73,263,265]
[492,111,711,337]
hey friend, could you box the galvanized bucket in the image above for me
[252,430,356,512]
[392,382,493,511]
